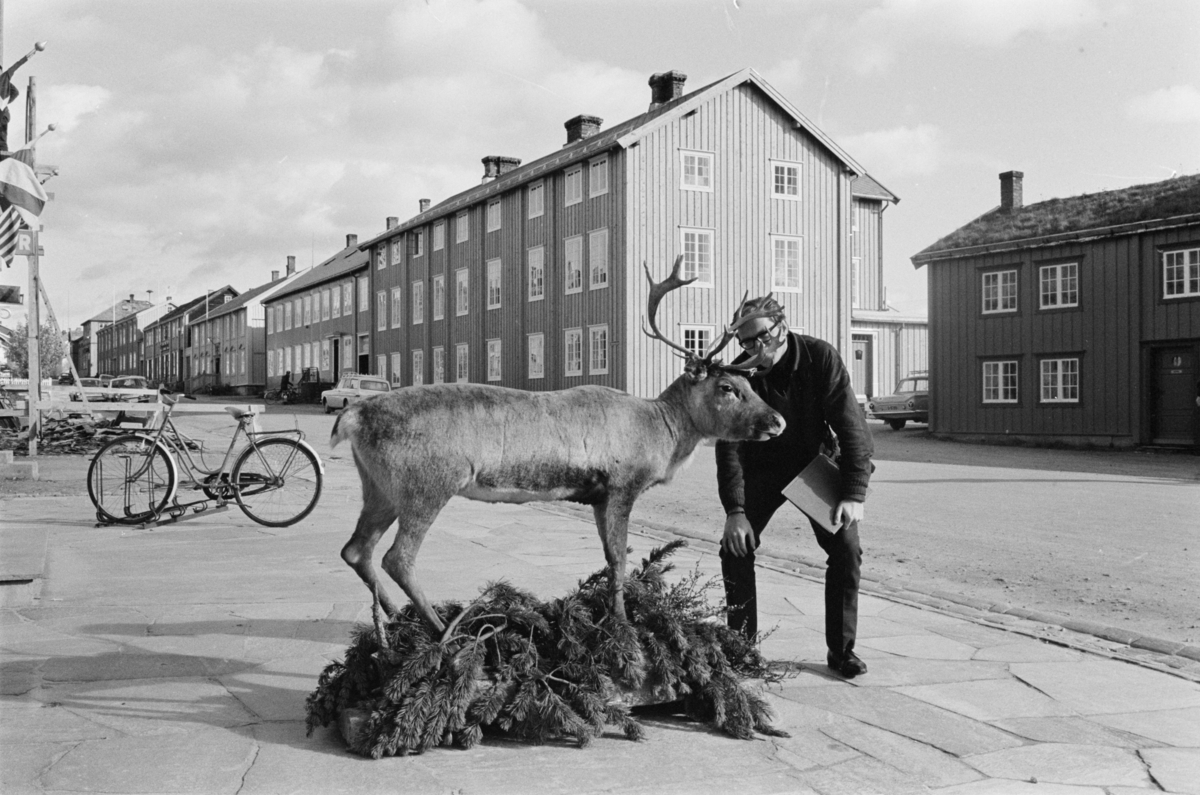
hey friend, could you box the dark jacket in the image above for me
[716,332,873,512]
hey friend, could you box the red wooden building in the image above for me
[913,171,1200,449]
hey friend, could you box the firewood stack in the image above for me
[0,414,124,456]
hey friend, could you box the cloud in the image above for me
[840,124,942,177]
[39,84,110,133]
[1127,85,1200,123]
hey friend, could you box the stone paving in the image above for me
[2,454,1200,794]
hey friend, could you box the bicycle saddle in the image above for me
[225,406,255,420]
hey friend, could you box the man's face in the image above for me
[735,316,788,373]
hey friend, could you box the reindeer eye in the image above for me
[720,383,735,394]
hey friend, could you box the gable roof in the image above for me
[84,299,153,325]
[265,243,369,304]
[145,286,238,330]
[912,173,1200,265]
[852,174,899,203]
[202,274,298,321]
[361,68,870,248]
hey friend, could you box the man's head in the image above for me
[732,295,789,373]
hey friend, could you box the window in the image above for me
[681,150,713,191]
[527,333,544,379]
[358,277,368,312]
[589,325,608,374]
[565,236,583,294]
[983,270,1018,313]
[284,301,292,330]
[487,259,502,309]
[528,181,544,219]
[772,235,802,291]
[432,274,445,320]
[1163,247,1200,298]
[590,157,608,197]
[681,228,713,285]
[376,291,387,331]
[487,339,502,381]
[391,239,402,265]
[344,282,354,314]
[681,325,714,359]
[412,280,424,324]
[376,354,386,378]
[303,295,312,325]
[376,244,387,270]
[487,200,501,232]
[564,328,583,376]
[320,340,330,372]
[983,360,1019,403]
[433,222,445,251]
[390,353,402,386]
[564,167,583,206]
[589,228,609,288]
[412,350,424,386]
[390,287,403,328]
[771,160,801,199]
[329,287,340,319]
[1040,262,1079,308]
[456,269,469,316]
[528,246,545,301]
[357,334,369,356]
[432,346,444,384]
[456,211,469,243]
[1040,357,1079,403]
[413,230,424,257]
[268,349,276,377]
[456,343,469,382]
[322,289,331,321]
[302,343,311,369]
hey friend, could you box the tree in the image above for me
[6,321,67,378]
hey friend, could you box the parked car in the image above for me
[866,373,929,430]
[106,375,155,402]
[70,377,106,402]
[321,375,391,413]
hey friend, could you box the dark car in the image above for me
[867,373,929,430]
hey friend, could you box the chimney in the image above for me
[481,155,522,182]
[146,290,154,302]
[386,216,399,229]
[1000,171,1024,213]
[345,233,358,248]
[418,199,430,213]
[564,114,603,146]
[648,70,687,110]
[129,294,135,302]
[286,255,296,275]
[271,270,280,282]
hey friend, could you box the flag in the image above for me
[0,205,25,268]
[0,151,47,227]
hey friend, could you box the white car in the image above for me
[321,375,391,413]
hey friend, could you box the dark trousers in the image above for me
[719,485,861,655]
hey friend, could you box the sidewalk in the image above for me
[2,456,1199,794]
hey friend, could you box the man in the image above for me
[715,295,874,678]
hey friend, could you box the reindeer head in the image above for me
[644,256,786,442]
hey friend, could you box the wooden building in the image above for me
[262,240,372,388]
[143,287,237,390]
[912,171,1200,449]
[187,265,300,395]
[358,68,904,397]
[96,298,175,377]
[76,297,152,377]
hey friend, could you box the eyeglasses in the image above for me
[737,322,782,350]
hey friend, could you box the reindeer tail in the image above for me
[329,406,360,449]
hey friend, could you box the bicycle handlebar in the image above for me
[158,386,197,406]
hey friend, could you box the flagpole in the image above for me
[24,72,40,454]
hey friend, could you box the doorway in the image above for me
[1150,345,1197,446]
[851,334,874,400]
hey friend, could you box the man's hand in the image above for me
[831,499,864,533]
[722,512,756,557]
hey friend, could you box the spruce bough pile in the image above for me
[306,540,788,757]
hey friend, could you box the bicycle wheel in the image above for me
[231,438,322,527]
[88,435,178,524]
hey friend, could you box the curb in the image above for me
[535,503,1200,678]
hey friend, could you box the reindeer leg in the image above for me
[381,498,451,633]
[341,494,402,616]
[593,496,634,623]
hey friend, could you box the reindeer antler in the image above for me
[704,292,783,371]
[641,256,699,360]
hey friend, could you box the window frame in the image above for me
[982,268,1019,315]
[1039,356,1080,404]
[389,352,402,386]
[390,287,403,329]
[1039,261,1079,310]
[680,149,714,192]
[589,156,609,198]
[432,274,445,320]
[527,332,545,380]
[528,181,544,219]
[527,246,545,301]
[433,222,445,251]
[680,324,714,360]
[486,338,502,382]
[455,268,469,316]
[412,349,425,386]
[588,324,609,375]
[486,259,502,310]
[564,328,583,377]
[487,199,502,232]
[432,346,445,384]
[680,227,714,287]
[982,359,1020,404]
[589,228,609,289]
[376,291,387,332]
[771,234,803,292]
[1162,246,1200,300]
[564,235,584,294]
[456,211,469,244]
[564,166,583,207]
[343,282,353,315]
[455,342,469,383]
[376,244,387,270]
[770,159,801,200]
[413,230,424,258]
[412,280,424,325]
[357,277,369,313]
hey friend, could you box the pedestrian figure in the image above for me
[715,295,875,678]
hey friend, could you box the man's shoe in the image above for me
[827,650,868,678]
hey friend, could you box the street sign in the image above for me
[15,229,37,256]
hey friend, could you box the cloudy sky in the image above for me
[2,0,1197,330]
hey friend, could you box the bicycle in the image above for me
[87,388,324,527]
